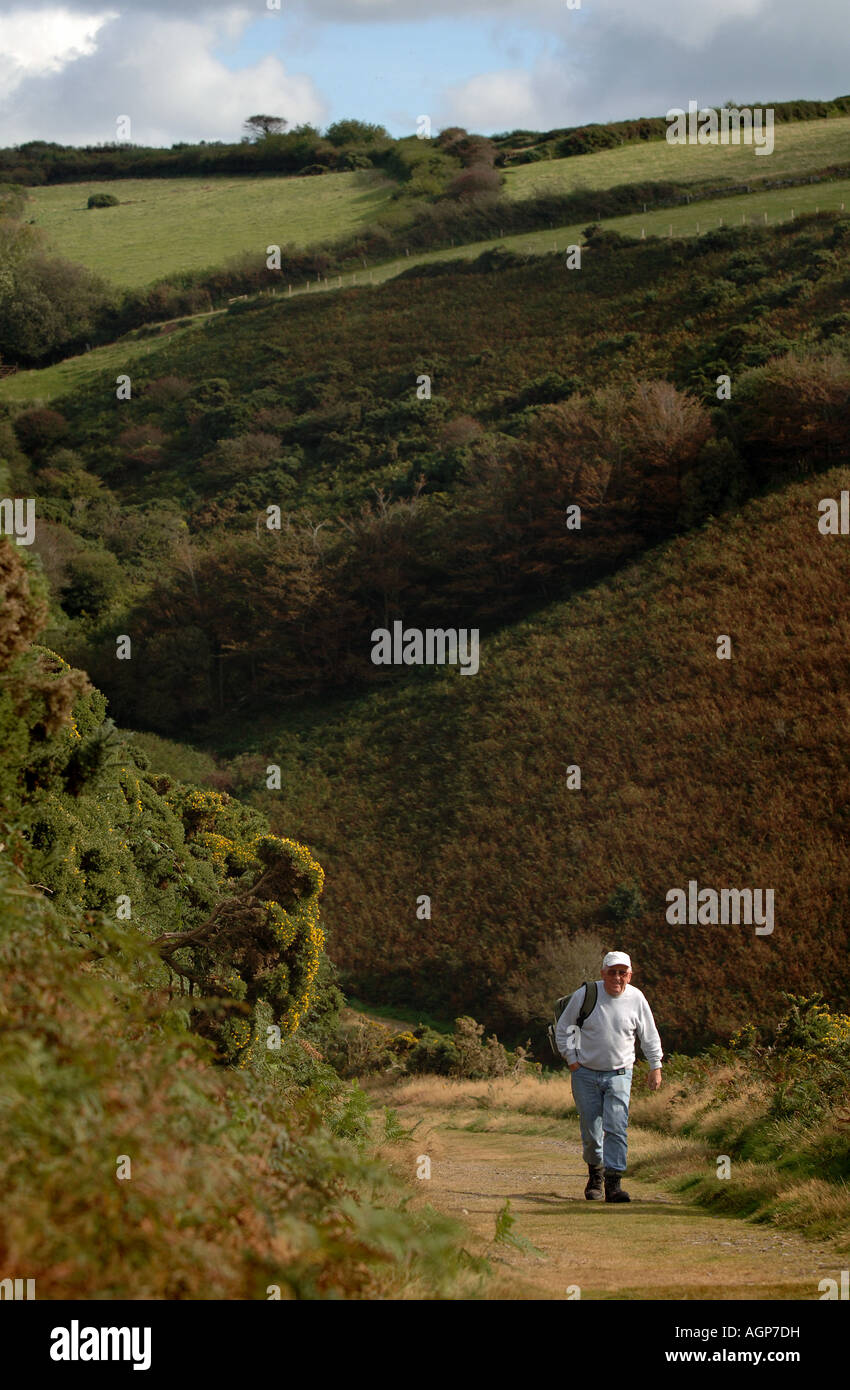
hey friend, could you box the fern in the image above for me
[493,1198,544,1256]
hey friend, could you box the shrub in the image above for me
[678,437,747,526]
[154,834,327,1065]
[500,929,610,1028]
[556,126,622,158]
[731,351,850,476]
[117,423,168,471]
[330,1016,396,1076]
[451,1016,513,1078]
[13,407,70,458]
[325,119,388,148]
[59,548,124,618]
[87,192,119,208]
[447,165,503,200]
[604,883,646,924]
[406,1027,459,1076]
[0,250,111,363]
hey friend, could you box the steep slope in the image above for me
[230,466,850,1049]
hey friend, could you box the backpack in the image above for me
[547,980,598,1060]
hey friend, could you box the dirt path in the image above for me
[371,1077,839,1300]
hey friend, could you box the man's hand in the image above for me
[568,1062,581,1072]
[647,1068,662,1092]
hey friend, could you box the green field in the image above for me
[19,116,850,304]
[26,169,396,289]
[504,113,850,199]
[0,320,211,403]
[25,118,850,298]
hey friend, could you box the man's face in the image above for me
[602,964,632,996]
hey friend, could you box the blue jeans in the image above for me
[570,1065,633,1172]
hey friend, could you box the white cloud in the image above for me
[443,69,552,132]
[3,0,850,146]
[0,10,325,146]
[0,0,768,26]
[0,6,117,91]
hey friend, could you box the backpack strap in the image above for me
[548,981,599,1060]
[577,979,598,1029]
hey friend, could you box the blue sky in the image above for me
[0,1,848,148]
[214,13,556,135]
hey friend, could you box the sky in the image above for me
[0,0,848,148]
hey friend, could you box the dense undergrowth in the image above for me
[628,995,850,1244]
[0,538,483,1297]
[5,214,850,735]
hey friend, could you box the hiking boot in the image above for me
[604,1169,631,1203]
[584,1164,604,1200]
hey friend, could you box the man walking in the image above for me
[555,951,663,1203]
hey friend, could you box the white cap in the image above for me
[602,951,632,969]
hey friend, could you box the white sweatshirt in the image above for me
[555,980,663,1070]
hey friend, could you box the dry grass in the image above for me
[372,1065,850,1250]
[384,1072,577,1118]
[369,1070,846,1297]
[632,1062,771,1135]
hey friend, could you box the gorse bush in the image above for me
[0,855,480,1298]
[727,994,850,1125]
[0,539,329,1064]
[0,537,482,1297]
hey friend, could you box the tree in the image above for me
[242,114,287,141]
[324,119,388,147]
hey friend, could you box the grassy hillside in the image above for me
[26,170,395,289]
[503,114,850,199]
[5,212,847,741]
[215,466,850,1050]
[10,212,850,508]
[5,179,850,1062]
[4,180,849,408]
[31,117,850,295]
[4,109,850,378]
